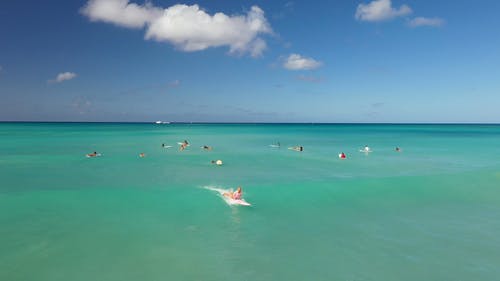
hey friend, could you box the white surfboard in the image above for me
[225,197,251,206]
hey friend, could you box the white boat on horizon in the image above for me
[155,121,170,124]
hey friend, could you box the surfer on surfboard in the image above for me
[86,151,100,157]
[224,186,242,200]
[179,140,189,151]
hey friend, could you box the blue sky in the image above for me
[1,0,499,123]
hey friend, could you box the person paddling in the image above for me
[180,140,189,151]
[224,186,242,200]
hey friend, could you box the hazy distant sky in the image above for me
[1,0,499,122]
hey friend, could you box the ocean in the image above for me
[1,123,499,281]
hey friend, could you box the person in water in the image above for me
[139,153,146,157]
[180,140,189,151]
[87,151,98,157]
[339,152,346,159]
[202,145,212,151]
[224,186,242,200]
[211,159,223,166]
[395,147,401,152]
[290,146,304,152]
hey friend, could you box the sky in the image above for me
[1,0,500,123]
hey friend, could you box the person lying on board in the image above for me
[289,146,304,152]
[86,151,99,157]
[224,186,242,200]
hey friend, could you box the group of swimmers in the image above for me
[88,139,222,164]
[85,141,406,203]
[287,144,402,160]
[88,143,401,160]
[89,143,401,159]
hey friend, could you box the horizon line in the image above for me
[1,121,499,125]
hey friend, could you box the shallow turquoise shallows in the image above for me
[1,123,500,281]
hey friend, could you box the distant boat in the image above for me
[155,121,170,124]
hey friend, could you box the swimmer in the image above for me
[361,145,372,153]
[86,151,99,157]
[395,147,402,152]
[224,186,242,200]
[211,160,223,166]
[339,152,346,159]
[289,146,304,152]
[180,140,189,151]
[139,153,146,158]
[202,145,212,151]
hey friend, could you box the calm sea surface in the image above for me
[1,123,499,281]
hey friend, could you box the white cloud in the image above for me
[80,0,161,28]
[355,0,412,22]
[283,54,322,70]
[49,72,77,83]
[81,1,272,57]
[408,17,445,27]
[146,5,272,56]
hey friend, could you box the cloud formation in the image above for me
[81,1,272,57]
[81,0,161,28]
[408,17,445,27]
[49,72,77,83]
[355,0,411,22]
[283,54,322,70]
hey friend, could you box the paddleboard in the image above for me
[177,142,190,146]
[162,145,173,149]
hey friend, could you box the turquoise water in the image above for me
[1,123,500,281]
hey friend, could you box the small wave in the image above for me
[202,185,231,195]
